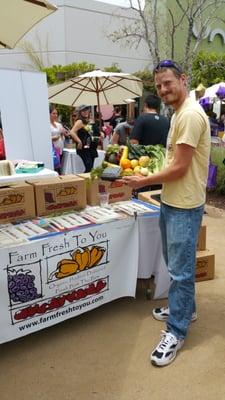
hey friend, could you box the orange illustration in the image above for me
[54,245,106,279]
[57,186,77,196]
[0,193,23,205]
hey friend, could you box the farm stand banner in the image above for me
[0,219,138,343]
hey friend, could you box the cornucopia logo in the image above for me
[0,193,24,206]
[57,186,77,196]
[54,245,106,279]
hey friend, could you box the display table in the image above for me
[0,168,58,184]
[61,149,105,174]
[0,210,170,344]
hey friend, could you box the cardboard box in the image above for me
[197,225,206,251]
[0,182,35,224]
[138,190,161,207]
[77,173,133,206]
[28,175,86,216]
[196,250,215,282]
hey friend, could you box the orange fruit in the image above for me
[120,158,131,170]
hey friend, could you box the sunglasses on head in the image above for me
[154,60,183,74]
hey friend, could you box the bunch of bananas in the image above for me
[55,245,106,279]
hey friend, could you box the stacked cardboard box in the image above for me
[77,173,133,206]
[27,175,86,216]
[196,225,215,282]
[0,182,36,224]
[138,190,215,282]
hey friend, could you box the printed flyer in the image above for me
[0,219,139,343]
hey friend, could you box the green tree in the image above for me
[108,0,225,83]
[191,50,225,88]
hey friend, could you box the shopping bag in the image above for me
[0,138,6,160]
[207,162,217,190]
[52,144,61,170]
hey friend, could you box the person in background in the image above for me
[50,105,68,172]
[218,113,225,132]
[208,111,219,136]
[71,110,78,128]
[109,106,125,129]
[122,60,210,367]
[0,118,6,160]
[111,118,135,145]
[69,105,98,172]
[130,94,170,147]
[91,112,105,149]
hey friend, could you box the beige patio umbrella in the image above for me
[48,69,143,111]
[0,0,57,49]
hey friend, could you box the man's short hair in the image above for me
[144,94,161,112]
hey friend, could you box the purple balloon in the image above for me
[199,97,211,108]
[216,85,225,100]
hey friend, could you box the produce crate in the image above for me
[27,175,86,216]
[0,181,35,224]
[77,173,132,206]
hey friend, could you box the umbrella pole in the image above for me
[95,78,103,149]
[96,79,102,132]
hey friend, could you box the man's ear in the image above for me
[181,74,187,86]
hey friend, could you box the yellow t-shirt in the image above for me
[161,97,211,208]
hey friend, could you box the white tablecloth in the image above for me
[0,168,58,184]
[61,149,105,174]
[137,214,170,299]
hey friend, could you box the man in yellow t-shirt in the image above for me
[122,60,210,367]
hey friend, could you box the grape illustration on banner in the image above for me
[7,266,42,304]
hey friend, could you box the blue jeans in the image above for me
[159,203,204,340]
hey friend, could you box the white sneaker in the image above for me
[152,306,197,322]
[151,330,184,367]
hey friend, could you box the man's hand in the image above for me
[121,175,148,189]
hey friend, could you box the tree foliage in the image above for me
[108,0,225,81]
[191,51,225,88]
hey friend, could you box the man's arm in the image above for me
[122,143,194,189]
[111,131,120,145]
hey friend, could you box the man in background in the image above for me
[111,118,135,146]
[130,94,170,147]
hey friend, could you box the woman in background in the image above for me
[50,105,68,154]
[69,105,98,172]
[49,105,69,172]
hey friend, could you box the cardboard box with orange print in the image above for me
[0,182,35,224]
[27,175,86,216]
[77,173,132,206]
[195,250,215,282]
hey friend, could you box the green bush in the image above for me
[192,51,225,89]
